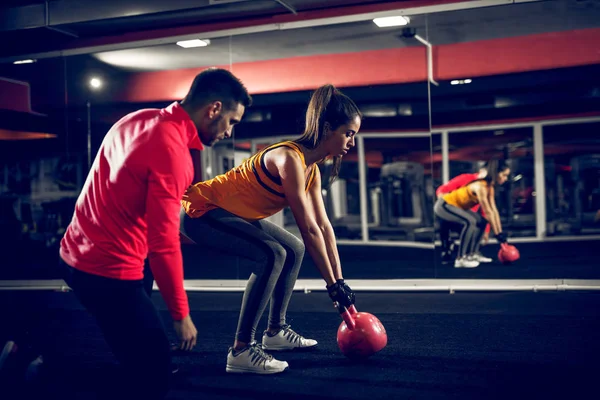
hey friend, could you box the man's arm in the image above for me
[146,139,190,321]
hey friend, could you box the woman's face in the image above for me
[497,168,510,185]
[323,115,361,157]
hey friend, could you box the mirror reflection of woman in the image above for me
[434,159,511,268]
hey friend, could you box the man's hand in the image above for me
[173,314,197,352]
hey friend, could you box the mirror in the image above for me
[0,56,72,281]
[426,0,600,279]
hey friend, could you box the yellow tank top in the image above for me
[442,180,487,210]
[182,141,317,221]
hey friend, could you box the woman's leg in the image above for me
[466,210,486,255]
[252,219,305,331]
[434,199,479,267]
[249,220,317,350]
[181,208,286,347]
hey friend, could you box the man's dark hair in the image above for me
[182,68,252,110]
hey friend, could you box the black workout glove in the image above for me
[338,279,356,305]
[496,232,508,244]
[327,279,355,309]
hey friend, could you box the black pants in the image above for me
[61,260,171,399]
[181,208,305,344]
[434,198,486,258]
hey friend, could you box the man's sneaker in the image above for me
[0,341,17,370]
[24,355,44,382]
[454,256,479,268]
[440,251,453,265]
[472,252,493,263]
[262,325,318,351]
[226,342,288,374]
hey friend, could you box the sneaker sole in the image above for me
[262,343,318,352]
[225,365,289,374]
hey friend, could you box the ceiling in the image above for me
[1,0,599,146]
[0,0,415,60]
[1,0,599,65]
[88,0,600,72]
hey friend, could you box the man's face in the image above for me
[196,101,245,146]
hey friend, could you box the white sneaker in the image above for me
[0,341,17,371]
[262,325,318,351]
[226,342,289,374]
[454,256,480,268]
[473,252,493,263]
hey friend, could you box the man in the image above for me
[435,167,492,264]
[58,68,252,398]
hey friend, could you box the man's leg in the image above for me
[67,265,172,399]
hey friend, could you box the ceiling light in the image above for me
[13,59,35,64]
[373,16,410,28]
[176,39,211,48]
[450,79,473,85]
[90,77,102,89]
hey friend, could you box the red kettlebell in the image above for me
[498,243,520,264]
[336,304,387,360]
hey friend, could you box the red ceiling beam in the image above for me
[117,28,600,103]
[436,28,600,80]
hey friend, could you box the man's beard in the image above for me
[207,115,224,145]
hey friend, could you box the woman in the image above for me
[180,84,361,374]
[434,159,510,268]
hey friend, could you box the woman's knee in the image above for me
[289,236,305,261]
[255,242,287,276]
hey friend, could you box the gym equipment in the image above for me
[369,161,433,241]
[336,304,387,360]
[498,243,520,264]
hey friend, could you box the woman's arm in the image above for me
[487,186,503,234]
[275,150,336,286]
[306,166,343,280]
[473,183,502,235]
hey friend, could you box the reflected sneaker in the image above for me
[262,325,318,351]
[0,341,18,374]
[441,251,453,265]
[454,256,479,268]
[473,252,493,263]
[226,342,288,374]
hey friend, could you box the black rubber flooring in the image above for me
[1,291,599,399]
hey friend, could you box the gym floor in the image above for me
[1,290,598,399]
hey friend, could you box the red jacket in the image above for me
[436,173,490,234]
[60,102,203,320]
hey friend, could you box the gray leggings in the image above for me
[180,208,305,344]
[434,197,486,258]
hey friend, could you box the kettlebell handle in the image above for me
[336,303,358,330]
